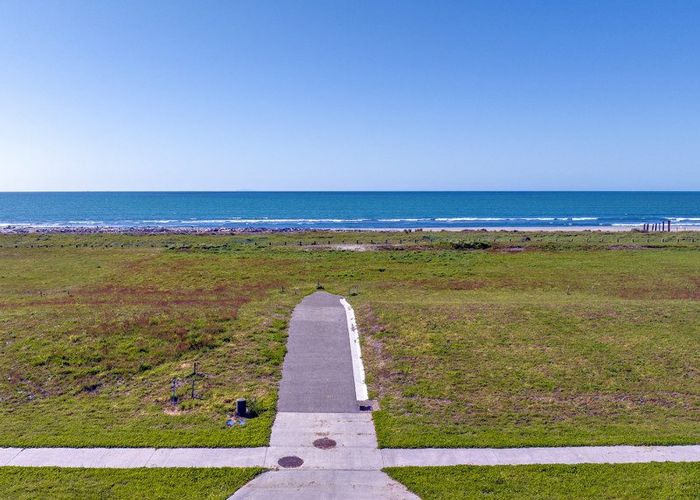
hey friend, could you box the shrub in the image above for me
[450,241,491,250]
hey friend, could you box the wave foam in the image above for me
[183,218,369,224]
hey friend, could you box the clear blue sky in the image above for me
[1,1,699,191]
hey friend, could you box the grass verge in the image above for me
[385,463,700,499]
[0,467,263,499]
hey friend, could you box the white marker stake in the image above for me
[340,298,369,401]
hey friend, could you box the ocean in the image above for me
[0,192,698,230]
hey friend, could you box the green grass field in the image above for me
[358,249,700,447]
[0,231,698,447]
[385,462,700,499]
[0,467,262,499]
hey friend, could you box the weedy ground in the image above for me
[0,231,698,447]
[384,462,700,499]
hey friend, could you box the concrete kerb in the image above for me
[340,297,369,402]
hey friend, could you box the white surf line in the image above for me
[340,297,369,402]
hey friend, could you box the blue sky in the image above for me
[1,1,699,191]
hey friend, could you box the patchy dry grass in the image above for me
[0,245,303,446]
[354,250,700,447]
[0,232,698,448]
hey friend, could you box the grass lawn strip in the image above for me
[385,462,700,499]
[0,467,263,499]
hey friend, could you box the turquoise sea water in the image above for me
[0,192,698,229]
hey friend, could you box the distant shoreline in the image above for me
[1,224,699,234]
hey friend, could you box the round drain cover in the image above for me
[277,456,304,468]
[313,437,337,449]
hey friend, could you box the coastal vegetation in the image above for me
[0,231,698,447]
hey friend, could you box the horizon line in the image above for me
[1,190,699,194]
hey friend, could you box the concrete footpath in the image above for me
[2,445,699,469]
[381,445,700,467]
[0,447,266,468]
[277,292,359,413]
[232,291,418,499]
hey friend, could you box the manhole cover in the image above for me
[313,437,337,449]
[278,456,304,468]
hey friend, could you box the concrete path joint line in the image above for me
[142,448,159,467]
[11,448,24,464]
[0,448,24,466]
